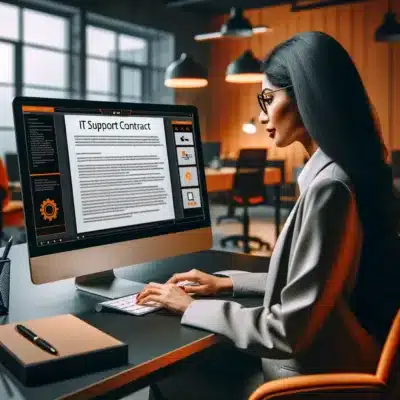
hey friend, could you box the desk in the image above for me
[205,167,282,240]
[0,244,266,399]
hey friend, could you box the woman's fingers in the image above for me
[167,270,202,284]
[148,282,163,288]
[182,285,208,294]
[137,286,162,302]
[167,272,193,284]
[138,294,162,306]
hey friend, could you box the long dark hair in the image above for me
[262,31,399,342]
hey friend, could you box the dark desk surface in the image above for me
[0,244,267,400]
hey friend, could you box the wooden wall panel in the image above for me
[364,0,390,145]
[351,2,366,82]
[391,0,400,151]
[205,0,400,180]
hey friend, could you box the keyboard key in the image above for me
[95,293,161,316]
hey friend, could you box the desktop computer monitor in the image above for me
[12,97,212,298]
[202,142,221,167]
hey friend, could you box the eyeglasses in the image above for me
[257,85,293,115]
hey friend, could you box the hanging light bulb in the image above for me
[242,118,257,134]
[226,50,263,84]
[164,53,208,88]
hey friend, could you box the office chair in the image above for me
[217,149,271,254]
[0,159,25,244]
[249,310,400,400]
[0,187,5,246]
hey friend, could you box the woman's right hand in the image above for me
[167,269,233,296]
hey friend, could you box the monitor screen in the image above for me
[13,98,210,259]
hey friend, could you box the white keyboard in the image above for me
[95,293,161,316]
[95,281,198,316]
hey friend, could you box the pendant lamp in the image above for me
[375,0,400,42]
[195,7,271,42]
[164,53,208,88]
[226,50,263,84]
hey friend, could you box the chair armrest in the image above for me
[249,373,386,400]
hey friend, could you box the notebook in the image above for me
[0,314,128,386]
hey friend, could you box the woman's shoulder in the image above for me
[308,162,354,195]
[299,163,356,213]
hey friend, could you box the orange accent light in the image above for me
[226,73,264,83]
[165,78,208,88]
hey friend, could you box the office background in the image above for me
[199,0,400,182]
[0,0,210,158]
[0,0,399,250]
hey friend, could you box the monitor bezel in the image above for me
[12,96,211,259]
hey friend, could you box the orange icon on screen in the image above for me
[40,198,59,222]
[184,171,192,182]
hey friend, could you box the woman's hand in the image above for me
[136,282,194,314]
[167,269,233,296]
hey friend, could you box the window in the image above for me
[0,1,174,159]
[22,8,69,98]
[0,1,73,157]
[85,15,174,104]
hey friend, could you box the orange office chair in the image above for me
[249,310,400,400]
[0,159,24,237]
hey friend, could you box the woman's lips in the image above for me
[268,130,276,139]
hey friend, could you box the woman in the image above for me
[138,31,399,394]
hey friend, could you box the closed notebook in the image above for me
[0,314,128,386]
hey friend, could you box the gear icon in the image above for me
[40,199,59,222]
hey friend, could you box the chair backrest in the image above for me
[376,310,400,383]
[232,149,267,202]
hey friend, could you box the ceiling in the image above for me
[163,0,291,14]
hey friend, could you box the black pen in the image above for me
[15,324,58,356]
[1,237,13,261]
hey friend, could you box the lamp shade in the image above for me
[375,10,400,42]
[164,53,208,88]
[220,7,253,37]
[226,50,263,84]
[194,7,271,41]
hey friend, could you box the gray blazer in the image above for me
[182,149,381,380]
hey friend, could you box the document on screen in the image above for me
[64,115,175,234]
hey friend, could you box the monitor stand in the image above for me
[75,270,146,299]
